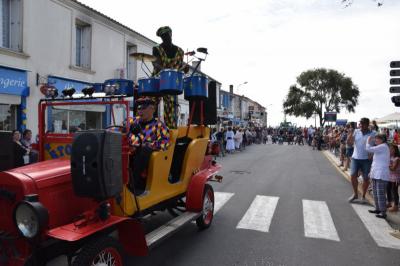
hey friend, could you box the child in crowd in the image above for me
[387,143,400,212]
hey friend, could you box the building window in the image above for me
[126,44,137,81]
[0,0,22,51]
[0,104,16,131]
[75,20,91,69]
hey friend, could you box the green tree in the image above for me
[283,68,359,127]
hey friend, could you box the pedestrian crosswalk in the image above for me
[213,191,400,250]
[302,199,340,242]
[236,196,279,232]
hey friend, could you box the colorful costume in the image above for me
[128,115,170,194]
[153,45,184,129]
[128,116,170,151]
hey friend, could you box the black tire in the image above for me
[72,236,124,266]
[196,184,214,230]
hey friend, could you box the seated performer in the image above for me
[128,97,170,195]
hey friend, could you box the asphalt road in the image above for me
[49,142,400,266]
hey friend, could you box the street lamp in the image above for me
[236,81,248,94]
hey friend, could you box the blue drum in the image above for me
[159,69,184,95]
[184,74,208,100]
[138,77,160,96]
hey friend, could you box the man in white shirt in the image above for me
[348,117,376,203]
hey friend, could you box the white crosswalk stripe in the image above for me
[303,199,340,241]
[352,204,400,250]
[214,192,234,214]
[213,192,400,249]
[236,195,279,232]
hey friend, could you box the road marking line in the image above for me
[352,204,400,249]
[214,192,234,214]
[236,195,279,232]
[303,199,340,241]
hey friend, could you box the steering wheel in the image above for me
[105,125,127,133]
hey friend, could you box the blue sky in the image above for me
[79,0,400,126]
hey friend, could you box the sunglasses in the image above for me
[137,103,152,110]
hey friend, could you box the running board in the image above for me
[145,212,200,248]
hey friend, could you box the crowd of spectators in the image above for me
[211,126,270,156]
[212,119,400,223]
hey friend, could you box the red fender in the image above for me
[186,163,221,212]
[47,215,148,256]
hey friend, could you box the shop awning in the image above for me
[0,66,29,97]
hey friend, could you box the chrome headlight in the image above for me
[13,195,49,239]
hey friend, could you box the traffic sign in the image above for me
[390,87,400,93]
[390,78,400,85]
[391,61,400,68]
[390,70,400,76]
[392,96,400,107]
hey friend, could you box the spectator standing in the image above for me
[216,128,225,157]
[21,129,38,163]
[393,129,398,145]
[339,128,347,167]
[234,128,243,151]
[372,120,379,132]
[366,134,390,218]
[225,127,235,153]
[307,125,314,146]
[12,130,30,168]
[387,143,400,212]
[344,124,354,172]
[348,118,376,203]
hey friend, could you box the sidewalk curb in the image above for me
[322,150,400,228]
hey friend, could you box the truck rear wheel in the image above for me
[73,236,124,266]
[196,184,214,229]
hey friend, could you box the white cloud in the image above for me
[79,0,400,126]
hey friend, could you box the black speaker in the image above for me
[0,131,13,171]
[71,130,122,200]
[189,81,217,125]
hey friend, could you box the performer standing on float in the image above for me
[152,26,184,129]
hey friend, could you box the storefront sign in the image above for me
[0,66,29,96]
[47,76,92,93]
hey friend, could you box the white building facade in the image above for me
[0,0,157,136]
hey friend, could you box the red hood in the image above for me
[6,159,71,190]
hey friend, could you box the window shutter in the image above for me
[10,0,21,51]
[82,25,91,69]
[75,26,82,66]
[1,0,10,48]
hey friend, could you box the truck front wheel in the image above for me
[73,236,124,266]
[196,184,214,229]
